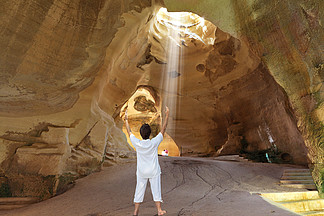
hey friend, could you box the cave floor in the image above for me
[1,156,308,216]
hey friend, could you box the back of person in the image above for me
[124,107,169,216]
[130,132,163,178]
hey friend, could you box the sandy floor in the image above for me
[1,156,306,216]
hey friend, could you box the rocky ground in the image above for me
[0,156,306,216]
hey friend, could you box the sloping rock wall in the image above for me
[165,0,323,195]
[0,0,321,199]
[0,0,159,199]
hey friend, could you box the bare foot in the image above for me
[158,210,166,215]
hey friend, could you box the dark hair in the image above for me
[140,124,151,139]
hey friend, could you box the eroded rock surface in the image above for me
[0,0,158,199]
[165,0,324,195]
[0,0,322,199]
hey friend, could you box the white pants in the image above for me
[134,174,162,203]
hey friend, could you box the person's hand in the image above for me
[165,106,169,115]
[125,110,128,121]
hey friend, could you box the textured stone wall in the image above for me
[165,0,324,195]
[0,0,160,199]
[0,0,322,199]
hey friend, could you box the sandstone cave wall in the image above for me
[0,0,161,199]
[164,0,324,194]
[0,0,322,199]
[96,4,307,168]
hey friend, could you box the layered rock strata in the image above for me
[0,0,158,199]
[0,0,321,199]
[165,0,323,194]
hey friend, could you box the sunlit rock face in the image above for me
[0,0,321,199]
[165,0,323,195]
[119,87,180,156]
[0,0,160,199]
[144,9,307,164]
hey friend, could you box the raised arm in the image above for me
[124,110,132,136]
[161,106,169,136]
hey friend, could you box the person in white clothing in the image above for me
[124,106,169,216]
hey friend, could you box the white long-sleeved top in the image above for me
[130,132,163,178]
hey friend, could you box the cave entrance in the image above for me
[120,87,180,157]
